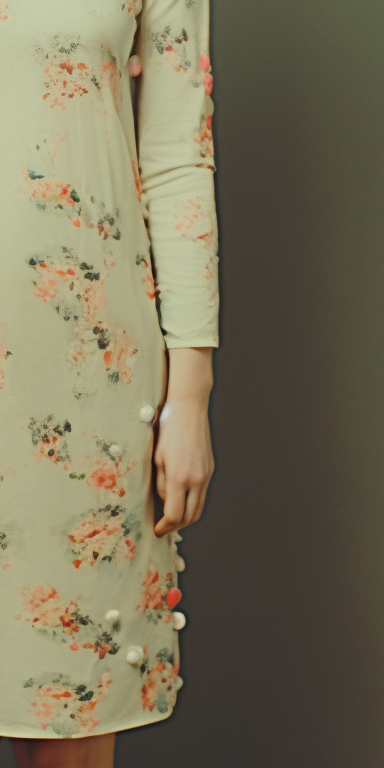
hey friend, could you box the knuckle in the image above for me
[168,472,188,487]
[192,469,209,484]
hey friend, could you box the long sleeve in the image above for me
[133,0,219,349]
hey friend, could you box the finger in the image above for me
[179,482,208,528]
[154,483,187,538]
[155,462,166,501]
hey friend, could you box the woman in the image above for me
[0,1,219,766]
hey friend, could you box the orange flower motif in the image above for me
[203,72,213,96]
[131,160,142,201]
[102,330,135,384]
[101,57,122,112]
[141,650,179,713]
[199,52,214,95]
[67,504,142,569]
[0,1,9,21]
[200,52,210,71]
[25,672,113,737]
[87,466,118,490]
[136,567,178,623]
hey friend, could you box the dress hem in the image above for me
[0,706,174,740]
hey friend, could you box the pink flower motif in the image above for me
[103,330,135,385]
[33,278,60,302]
[87,465,118,491]
[203,72,213,96]
[15,584,64,628]
[0,1,9,21]
[200,52,211,72]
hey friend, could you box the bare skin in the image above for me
[154,347,215,537]
[7,732,116,768]
[2,347,215,768]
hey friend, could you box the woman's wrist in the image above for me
[166,347,214,404]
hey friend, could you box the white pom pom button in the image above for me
[105,610,120,625]
[172,611,186,630]
[128,54,142,77]
[139,405,155,423]
[174,676,184,690]
[109,444,121,458]
[126,646,145,666]
[175,555,186,572]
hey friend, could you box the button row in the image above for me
[105,407,156,461]
[104,609,186,632]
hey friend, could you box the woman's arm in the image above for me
[133,0,219,350]
[132,0,220,535]
[154,347,215,537]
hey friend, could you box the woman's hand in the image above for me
[153,347,215,538]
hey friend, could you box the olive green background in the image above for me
[3,1,384,766]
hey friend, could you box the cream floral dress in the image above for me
[0,0,219,739]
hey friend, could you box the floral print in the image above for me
[33,33,124,116]
[174,195,219,302]
[151,23,213,94]
[34,35,97,109]
[0,1,8,21]
[132,159,142,201]
[195,114,214,162]
[199,52,214,95]
[0,532,10,569]
[15,583,120,657]
[76,436,138,497]
[101,53,123,113]
[28,415,72,469]
[122,1,143,16]
[151,25,191,74]
[27,416,138,497]
[136,253,157,300]
[140,646,180,714]
[0,0,217,737]
[27,248,137,397]
[137,567,181,624]
[66,503,142,569]
[19,165,121,240]
[23,671,113,737]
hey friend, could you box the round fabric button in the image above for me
[128,54,142,77]
[126,646,145,666]
[108,444,121,458]
[174,676,184,690]
[139,405,155,423]
[105,610,120,625]
[172,611,186,630]
[175,555,186,572]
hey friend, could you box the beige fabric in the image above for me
[0,0,219,739]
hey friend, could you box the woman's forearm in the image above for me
[154,346,216,537]
[166,347,214,404]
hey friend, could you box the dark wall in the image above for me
[3,2,384,767]
[116,2,384,766]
